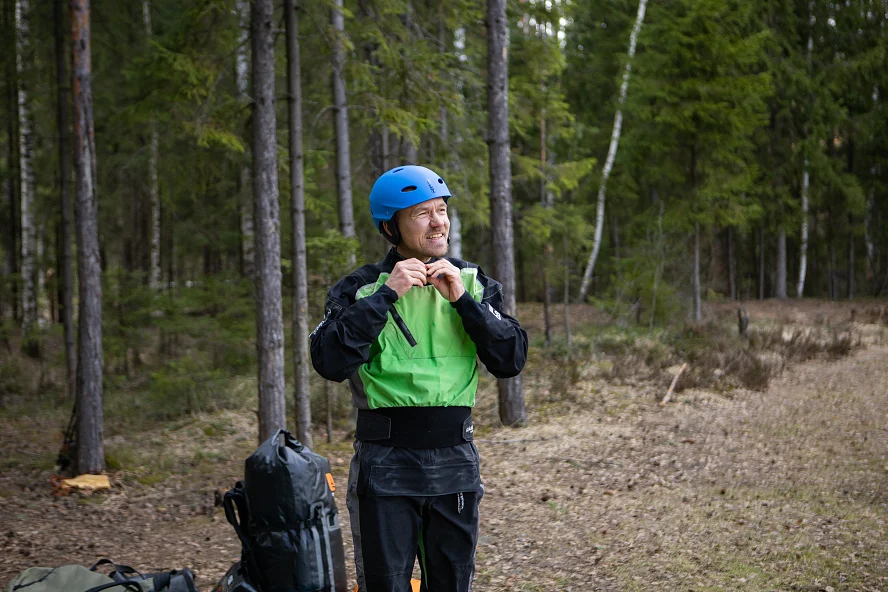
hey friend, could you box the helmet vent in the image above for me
[437,178,444,184]
[401,185,418,192]
[393,167,404,173]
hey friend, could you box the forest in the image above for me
[2,0,887,470]
[2,0,888,589]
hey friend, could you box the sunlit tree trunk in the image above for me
[286,0,312,448]
[236,0,254,279]
[487,0,524,427]
[71,0,105,474]
[331,0,355,259]
[797,6,812,298]
[578,0,648,301]
[16,0,37,338]
[54,0,75,395]
[252,0,286,442]
[5,0,19,321]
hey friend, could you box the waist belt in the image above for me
[356,406,474,448]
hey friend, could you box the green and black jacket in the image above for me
[310,248,527,411]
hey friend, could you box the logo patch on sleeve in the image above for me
[487,303,502,321]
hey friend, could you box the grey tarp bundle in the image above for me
[223,429,348,592]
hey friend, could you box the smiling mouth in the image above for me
[427,233,445,240]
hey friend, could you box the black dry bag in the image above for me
[223,429,348,592]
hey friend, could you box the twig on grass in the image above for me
[476,436,562,445]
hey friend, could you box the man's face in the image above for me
[390,197,450,261]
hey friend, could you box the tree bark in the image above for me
[693,222,701,322]
[286,0,312,449]
[71,0,105,474]
[578,0,648,301]
[759,224,765,299]
[5,0,19,321]
[16,0,37,338]
[487,0,524,427]
[775,227,787,299]
[54,0,76,395]
[252,0,286,442]
[727,226,736,300]
[144,0,161,291]
[236,0,255,279]
[797,167,809,297]
[848,217,855,300]
[331,0,356,253]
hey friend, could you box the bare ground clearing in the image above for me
[1,306,887,591]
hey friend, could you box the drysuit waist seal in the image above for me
[356,406,473,448]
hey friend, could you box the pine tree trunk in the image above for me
[236,0,254,279]
[797,167,809,297]
[16,0,37,338]
[54,0,75,396]
[775,227,787,299]
[727,226,736,300]
[252,0,286,442]
[487,0,524,427]
[331,0,355,253]
[71,0,104,474]
[143,0,161,290]
[650,199,664,331]
[848,218,855,300]
[286,0,312,449]
[563,236,572,348]
[759,224,765,299]
[693,223,701,322]
[578,0,648,301]
[449,208,462,259]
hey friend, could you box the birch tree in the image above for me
[487,0,525,427]
[286,0,312,448]
[797,1,813,298]
[331,0,355,256]
[252,0,286,442]
[55,0,75,396]
[578,0,648,302]
[71,0,104,474]
[16,0,37,339]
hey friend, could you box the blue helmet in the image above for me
[369,165,452,232]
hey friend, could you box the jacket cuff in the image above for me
[450,290,481,316]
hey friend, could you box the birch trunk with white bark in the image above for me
[578,0,648,301]
[16,0,37,337]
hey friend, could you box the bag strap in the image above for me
[318,505,337,589]
[90,559,144,582]
[223,482,251,551]
[83,580,144,592]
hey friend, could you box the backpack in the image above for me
[223,429,348,592]
[5,559,198,592]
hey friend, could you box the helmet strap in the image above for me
[380,218,401,245]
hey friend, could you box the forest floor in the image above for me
[2,300,888,591]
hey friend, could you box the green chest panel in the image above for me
[355,268,484,408]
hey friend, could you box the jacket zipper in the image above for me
[389,309,417,347]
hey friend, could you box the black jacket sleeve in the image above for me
[450,268,528,379]
[310,273,399,382]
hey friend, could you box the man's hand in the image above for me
[385,259,428,298]
[426,259,466,303]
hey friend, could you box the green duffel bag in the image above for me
[5,560,198,592]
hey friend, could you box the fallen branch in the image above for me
[660,362,687,406]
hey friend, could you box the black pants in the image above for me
[346,442,483,592]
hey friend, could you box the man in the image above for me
[310,165,528,592]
